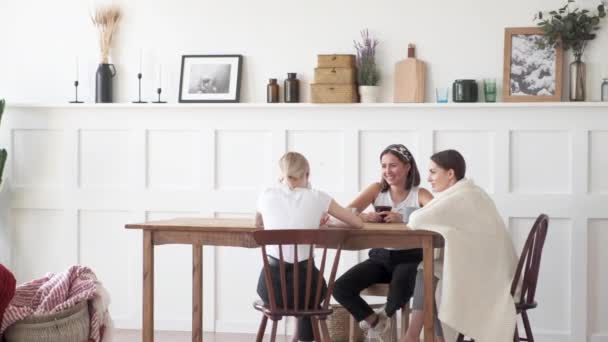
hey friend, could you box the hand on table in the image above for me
[361,212,384,223]
[381,211,402,223]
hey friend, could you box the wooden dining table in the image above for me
[125,218,445,342]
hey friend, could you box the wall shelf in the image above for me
[7,101,608,110]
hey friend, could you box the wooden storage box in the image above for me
[317,54,356,68]
[311,84,358,103]
[314,67,356,84]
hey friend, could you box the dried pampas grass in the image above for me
[91,5,122,64]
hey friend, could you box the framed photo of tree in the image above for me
[502,27,563,102]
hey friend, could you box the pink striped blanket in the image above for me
[0,265,112,342]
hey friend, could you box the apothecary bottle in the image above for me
[602,78,608,102]
[284,73,300,103]
[267,78,279,103]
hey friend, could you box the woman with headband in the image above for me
[332,144,433,340]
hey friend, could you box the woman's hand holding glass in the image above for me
[381,211,402,223]
[360,212,383,223]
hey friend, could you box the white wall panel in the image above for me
[287,131,345,193]
[589,131,608,194]
[359,131,420,192]
[510,131,571,194]
[13,209,72,283]
[509,217,571,333]
[589,219,608,337]
[434,131,494,193]
[79,130,130,187]
[146,130,201,188]
[79,210,135,322]
[215,130,273,190]
[12,130,65,187]
[5,103,608,341]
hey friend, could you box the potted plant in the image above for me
[91,5,121,103]
[535,0,606,101]
[354,29,380,103]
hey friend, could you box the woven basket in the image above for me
[326,304,398,342]
[4,301,90,342]
[327,304,362,342]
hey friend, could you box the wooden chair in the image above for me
[253,228,349,342]
[457,214,549,342]
[348,283,409,341]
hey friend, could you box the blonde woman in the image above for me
[255,151,363,342]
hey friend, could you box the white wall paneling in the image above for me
[3,102,608,341]
[589,131,608,194]
[589,219,608,341]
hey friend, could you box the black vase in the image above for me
[96,63,116,103]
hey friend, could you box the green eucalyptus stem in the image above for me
[0,149,6,185]
[535,1,606,61]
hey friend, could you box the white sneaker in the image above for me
[359,309,392,341]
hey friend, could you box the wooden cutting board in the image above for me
[394,44,426,103]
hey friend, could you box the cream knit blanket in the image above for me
[409,179,518,342]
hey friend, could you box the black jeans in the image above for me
[256,257,327,342]
[332,248,422,321]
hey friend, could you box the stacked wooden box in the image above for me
[311,54,358,103]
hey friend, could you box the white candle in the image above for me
[139,49,143,74]
[158,64,162,89]
[75,56,79,81]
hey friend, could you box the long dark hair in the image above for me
[379,144,420,192]
[430,149,466,181]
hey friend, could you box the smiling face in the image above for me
[427,160,456,192]
[381,152,410,188]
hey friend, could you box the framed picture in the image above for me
[502,27,563,102]
[178,55,243,103]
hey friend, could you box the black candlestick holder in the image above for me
[69,80,83,103]
[152,87,167,103]
[133,73,147,103]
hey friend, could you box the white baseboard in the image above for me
[530,331,570,342]
[215,319,287,335]
[591,334,608,342]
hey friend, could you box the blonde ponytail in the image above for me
[279,152,310,188]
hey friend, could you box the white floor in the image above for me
[113,329,293,342]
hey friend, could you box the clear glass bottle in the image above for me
[602,78,608,102]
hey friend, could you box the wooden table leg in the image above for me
[422,237,435,342]
[143,230,154,342]
[193,245,203,342]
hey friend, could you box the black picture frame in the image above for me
[178,55,243,103]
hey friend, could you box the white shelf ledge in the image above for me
[7,101,608,110]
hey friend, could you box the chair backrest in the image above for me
[253,228,348,314]
[510,214,549,306]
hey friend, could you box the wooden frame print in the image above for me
[503,27,563,102]
[178,55,243,103]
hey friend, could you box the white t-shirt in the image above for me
[256,183,332,263]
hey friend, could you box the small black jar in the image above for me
[452,79,478,103]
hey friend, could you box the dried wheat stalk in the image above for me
[91,5,122,64]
